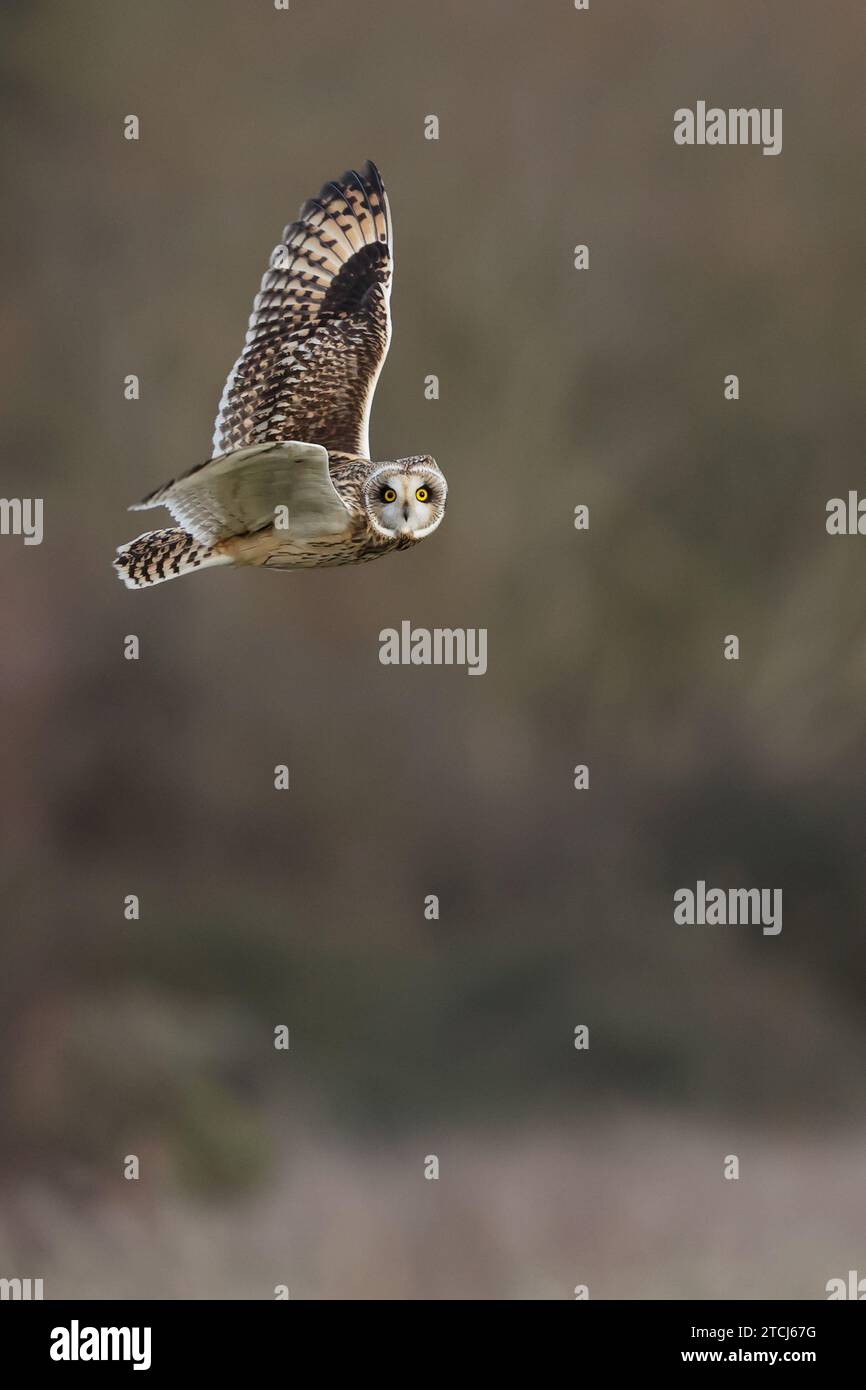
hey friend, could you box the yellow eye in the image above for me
[415,487,429,502]
[383,488,397,503]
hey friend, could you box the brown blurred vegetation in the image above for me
[1,0,865,1296]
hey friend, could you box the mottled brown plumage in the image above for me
[213,162,392,459]
[115,161,447,589]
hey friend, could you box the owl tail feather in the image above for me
[113,528,231,588]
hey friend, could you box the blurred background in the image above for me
[1,0,865,1299]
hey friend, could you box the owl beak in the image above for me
[402,504,410,521]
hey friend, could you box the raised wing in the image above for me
[131,441,350,545]
[212,161,393,461]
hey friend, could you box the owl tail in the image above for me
[113,528,231,588]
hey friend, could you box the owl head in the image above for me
[364,456,447,541]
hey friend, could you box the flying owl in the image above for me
[114,160,447,588]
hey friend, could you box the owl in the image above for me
[114,161,447,588]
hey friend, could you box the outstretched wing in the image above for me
[212,160,392,461]
[131,441,350,545]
